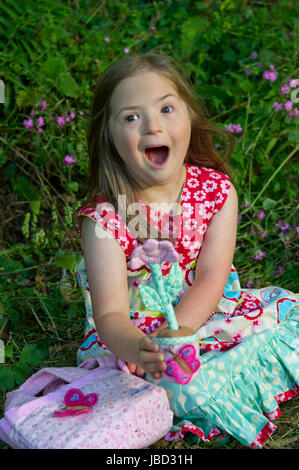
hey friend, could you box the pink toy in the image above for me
[131,239,202,385]
[164,344,200,385]
[130,239,179,269]
[53,388,98,417]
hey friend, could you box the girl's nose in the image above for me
[142,113,162,134]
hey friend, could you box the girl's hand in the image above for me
[137,335,166,379]
[125,335,166,379]
[125,362,146,378]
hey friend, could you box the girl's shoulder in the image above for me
[74,194,107,218]
[184,164,231,214]
[74,195,137,261]
[186,164,230,182]
[74,193,124,232]
[185,164,231,191]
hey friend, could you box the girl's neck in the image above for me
[135,164,186,211]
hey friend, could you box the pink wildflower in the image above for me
[70,110,75,119]
[57,116,65,127]
[273,102,283,111]
[124,48,130,54]
[226,123,243,134]
[280,223,289,234]
[289,78,299,88]
[41,100,47,111]
[285,100,293,111]
[63,155,76,164]
[275,220,284,228]
[36,116,44,127]
[104,37,110,42]
[258,210,265,220]
[263,65,277,82]
[272,266,284,276]
[288,107,299,118]
[252,251,266,261]
[280,83,290,95]
[23,118,34,129]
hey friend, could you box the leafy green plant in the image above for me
[0,344,47,392]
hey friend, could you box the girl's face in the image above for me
[108,70,191,200]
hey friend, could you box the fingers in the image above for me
[139,349,164,366]
[136,335,168,379]
[139,335,159,353]
[138,338,166,379]
[125,361,157,380]
[126,362,137,375]
[135,366,145,378]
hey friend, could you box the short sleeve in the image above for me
[73,199,137,261]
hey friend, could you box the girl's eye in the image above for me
[125,113,138,122]
[162,105,175,113]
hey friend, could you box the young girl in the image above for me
[74,51,298,447]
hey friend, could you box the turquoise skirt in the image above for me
[146,301,298,448]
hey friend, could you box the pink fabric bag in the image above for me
[0,356,173,449]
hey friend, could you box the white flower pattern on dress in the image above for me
[182,203,194,218]
[189,166,201,177]
[194,190,206,202]
[187,177,200,188]
[181,188,191,201]
[209,171,222,179]
[215,192,225,206]
[220,180,230,194]
[118,236,129,250]
[203,179,218,193]
[184,218,198,231]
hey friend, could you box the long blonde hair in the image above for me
[85,51,235,241]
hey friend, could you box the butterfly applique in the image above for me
[53,388,98,417]
[165,344,200,385]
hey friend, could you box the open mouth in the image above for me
[144,146,169,168]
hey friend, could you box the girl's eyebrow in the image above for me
[116,93,177,117]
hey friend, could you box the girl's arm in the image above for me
[81,217,166,378]
[152,183,239,334]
